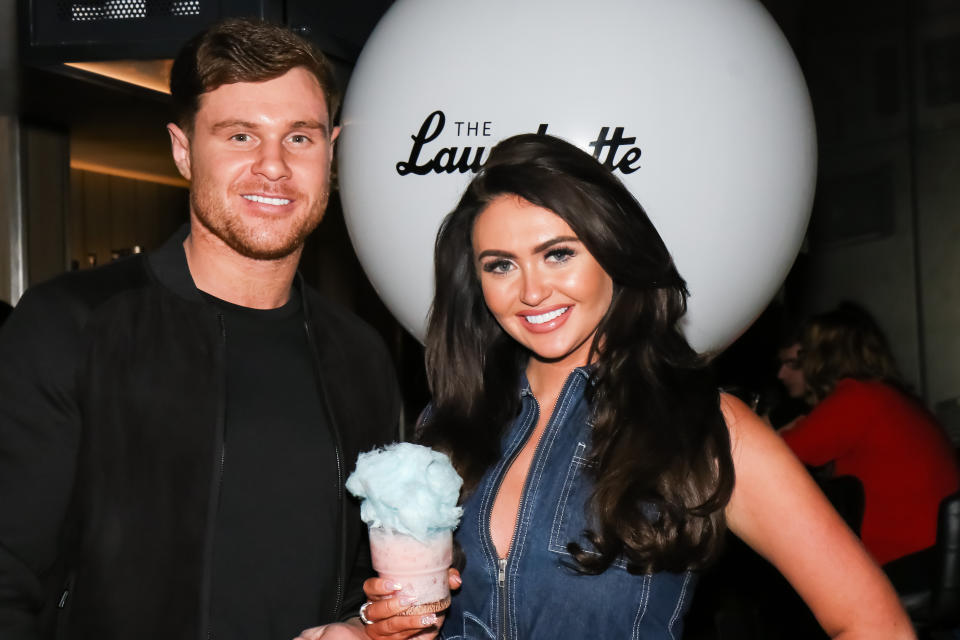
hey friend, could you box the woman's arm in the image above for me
[720,394,914,640]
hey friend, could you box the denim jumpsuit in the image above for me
[442,368,696,640]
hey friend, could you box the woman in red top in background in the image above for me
[782,302,960,566]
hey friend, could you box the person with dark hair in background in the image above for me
[0,18,408,640]
[782,302,960,567]
[352,134,913,639]
[769,328,813,428]
[777,338,807,401]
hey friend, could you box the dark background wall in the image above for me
[719,0,960,442]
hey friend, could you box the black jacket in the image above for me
[0,227,400,639]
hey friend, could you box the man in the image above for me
[0,19,402,639]
[761,337,811,430]
[776,341,807,402]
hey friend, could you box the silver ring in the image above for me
[358,601,374,625]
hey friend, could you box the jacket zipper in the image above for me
[497,557,508,639]
[490,373,580,640]
[490,397,542,640]
[55,571,74,640]
[303,319,347,620]
[202,312,228,640]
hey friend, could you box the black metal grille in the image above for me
[26,0,272,63]
[56,0,202,22]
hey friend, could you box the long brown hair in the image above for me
[801,302,902,404]
[419,134,734,574]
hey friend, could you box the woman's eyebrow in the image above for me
[476,236,580,260]
[476,249,515,260]
[533,236,579,253]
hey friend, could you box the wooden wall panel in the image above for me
[69,169,188,269]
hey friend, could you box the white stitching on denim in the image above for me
[631,573,652,640]
[548,453,591,556]
[480,399,535,638]
[542,379,629,570]
[508,398,545,640]
[476,475,496,631]
[667,571,693,640]
[549,441,587,550]
[509,373,585,640]
[537,377,581,555]
[547,450,628,570]
[463,611,495,640]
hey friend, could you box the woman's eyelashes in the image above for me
[545,246,576,263]
[481,258,514,274]
[480,246,577,274]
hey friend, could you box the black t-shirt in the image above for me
[204,292,339,640]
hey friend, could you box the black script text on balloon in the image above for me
[396,110,488,175]
[454,121,492,136]
[536,124,642,174]
[397,112,642,176]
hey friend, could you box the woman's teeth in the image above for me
[524,307,569,325]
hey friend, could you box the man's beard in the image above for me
[190,182,328,261]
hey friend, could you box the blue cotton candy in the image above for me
[346,442,463,543]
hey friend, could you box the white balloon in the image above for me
[339,0,816,353]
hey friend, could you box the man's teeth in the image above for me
[244,194,291,206]
[524,307,569,325]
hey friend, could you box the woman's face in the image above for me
[472,194,614,369]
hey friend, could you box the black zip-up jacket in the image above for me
[0,226,400,639]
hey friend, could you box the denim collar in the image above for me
[518,364,594,398]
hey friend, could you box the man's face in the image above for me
[777,342,807,399]
[167,67,339,260]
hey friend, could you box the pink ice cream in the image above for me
[369,528,453,612]
[346,443,463,613]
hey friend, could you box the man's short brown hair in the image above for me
[170,17,341,134]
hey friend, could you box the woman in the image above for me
[301,135,912,640]
[782,303,960,567]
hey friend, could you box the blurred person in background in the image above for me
[777,339,806,402]
[766,328,812,430]
[781,302,960,567]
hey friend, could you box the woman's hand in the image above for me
[294,611,437,640]
[355,576,443,639]
[295,570,462,640]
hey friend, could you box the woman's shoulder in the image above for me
[718,391,772,453]
[718,391,750,429]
